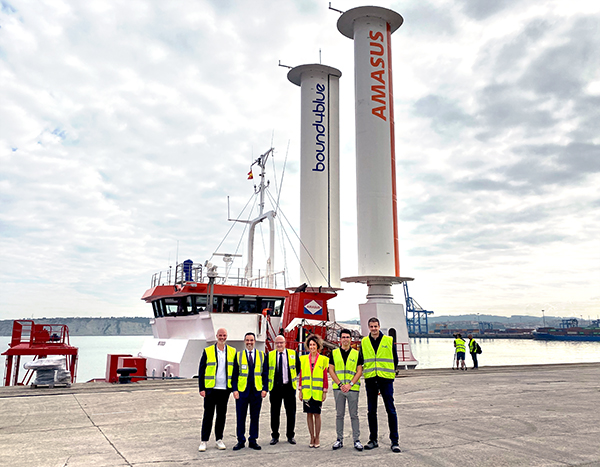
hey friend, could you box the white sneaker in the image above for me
[198,441,206,452]
[216,439,226,450]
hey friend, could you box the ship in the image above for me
[137,148,345,379]
[532,318,600,341]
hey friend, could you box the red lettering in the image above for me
[372,106,386,121]
[369,42,384,56]
[371,70,385,85]
[371,85,386,106]
[369,30,384,42]
[370,57,384,68]
[369,30,387,121]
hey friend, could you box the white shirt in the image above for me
[277,350,289,385]
[215,345,227,389]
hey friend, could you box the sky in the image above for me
[1,0,599,323]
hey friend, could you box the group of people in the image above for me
[453,333,480,370]
[197,317,402,454]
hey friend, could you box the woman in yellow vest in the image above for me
[298,334,329,448]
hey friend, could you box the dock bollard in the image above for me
[116,367,138,384]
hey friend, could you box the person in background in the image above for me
[329,328,363,451]
[232,332,267,451]
[267,335,298,445]
[468,334,479,370]
[298,334,329,448]
[454,333,467,371]
[197,327,236,452]
[360,317,401,453]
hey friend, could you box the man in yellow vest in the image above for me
[454,333,467,370]
[360,317,401,453]
[232,332,267,450]
[267,335,298,445]
[328,329,363,451]
[197,327,236,452]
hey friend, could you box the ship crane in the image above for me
[403,282,434,335]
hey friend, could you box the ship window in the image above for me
[151,301,160,318]
[164,298,179,316]
[239,298,257,314]
[155,300,166,318]
[194,295,207,313]
[260,298,284,317]
[183,296,195,315]
[221,297,237,313]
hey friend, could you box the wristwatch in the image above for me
[349,382,354,387]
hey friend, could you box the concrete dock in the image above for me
[1,363,599,466]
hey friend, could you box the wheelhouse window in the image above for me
[260,298,284,317]
[238,298,257,314]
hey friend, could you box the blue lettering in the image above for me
[312,85,327,172]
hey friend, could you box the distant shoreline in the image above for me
[0,317,152,337]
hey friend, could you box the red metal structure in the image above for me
[279,291,338,354]
[2,320,78,386]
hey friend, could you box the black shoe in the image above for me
[270,438,279,445]
[249,441,262,450]
[391,444,401,453]
[332,439,343,450]
[287,437,296,445]
[364,440,379,450]
[233,441,245,451]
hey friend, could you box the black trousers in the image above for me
[270,383,296,440]
[201,389,231,442]
[236,389,263,442]
[471,352,479,368]
[365,377,399,444]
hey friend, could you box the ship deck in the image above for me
[1,362,599,466]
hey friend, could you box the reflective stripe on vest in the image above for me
[361,335,395,379]
[331,348,360,391]
[204,344,236,389]
[268,349,298,391]
[455,338,466,353]
[300,354,328,401]
[236,350,264,392]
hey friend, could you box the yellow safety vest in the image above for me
[236,350,264,392]
[268,349,298,391]
[455,338,466,353]
[361,335,395,379]
[469,339,477,353]
[331,348,360,391]
[204,344,236,389]
[300,354,328,401]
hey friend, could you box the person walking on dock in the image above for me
[329,328,364,451]
[267,335,298,446]
[454,334,467,370]
[232,332,267,451]
[468,334,479,370]
[198,327,236,452]
[360,317,401,453]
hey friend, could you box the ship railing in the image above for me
[9,320,70,347]
[151,265,286,290]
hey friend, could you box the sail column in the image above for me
[338,6,417,368]
[288,64,341,291]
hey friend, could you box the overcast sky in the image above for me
[1,0,599,323]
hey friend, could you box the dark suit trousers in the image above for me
[270,383,296,440]
[236,389,263,442]
[201,389,230,441]
[365,377,399,443]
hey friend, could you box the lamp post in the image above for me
[542,309,546,327]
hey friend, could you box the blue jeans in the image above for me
[365,377,399,444]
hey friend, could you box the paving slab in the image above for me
[1,363,599,466]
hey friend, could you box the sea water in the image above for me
[1,336,600,383]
